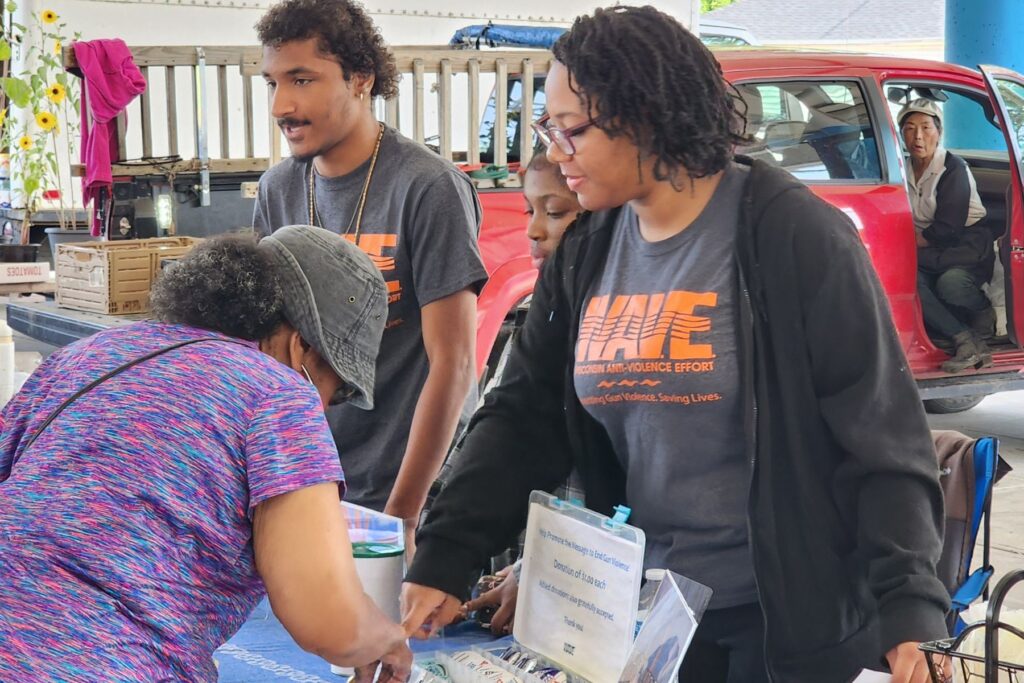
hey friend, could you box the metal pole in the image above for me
[945,0,1024,151]
[9,0,41,219]
[687,0,701,34]
[193,47,211,208]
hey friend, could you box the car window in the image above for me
[701,34,751,47]
[734,80,882,182]
[884,84,1003,155]
[992,77,1024,160]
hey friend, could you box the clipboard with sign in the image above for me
[411,492,649,683]
[511,490,646,683]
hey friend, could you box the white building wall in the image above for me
[17,0,697,209]
[45,0,698,47]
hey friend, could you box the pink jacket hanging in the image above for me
[70,39,146,236]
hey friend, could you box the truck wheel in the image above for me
[923,395,986,414]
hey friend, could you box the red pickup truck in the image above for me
[13,49,1024,414]
[474,50,1024,413]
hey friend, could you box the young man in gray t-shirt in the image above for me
[254,0,487,544]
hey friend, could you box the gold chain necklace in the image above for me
[307,122,385,244]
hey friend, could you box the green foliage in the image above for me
[702,0,737,11]
[0,77,31,108]
[0,2,82,215]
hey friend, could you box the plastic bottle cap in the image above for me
[0,320,12,343]
[645,568,666,581]
[351,542,404,559]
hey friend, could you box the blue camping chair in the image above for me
[933,431,1012,635]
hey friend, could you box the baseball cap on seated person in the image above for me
[897,98,943,127]
[258,225,387,410]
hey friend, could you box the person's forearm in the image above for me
[385,356,474,522]
[256,485,409,669]
[312,593,406,667]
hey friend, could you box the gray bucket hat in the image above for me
[258,225,387,410]
[898,98,943,127]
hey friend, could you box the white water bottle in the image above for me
[0,320,16,408]
[635,568,666,636]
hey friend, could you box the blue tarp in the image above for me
[216,598,505,682]
[449,24,566,49]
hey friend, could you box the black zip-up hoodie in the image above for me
[407,159,949,682]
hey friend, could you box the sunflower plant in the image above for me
[0,3,81,230]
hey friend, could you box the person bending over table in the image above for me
[0,227,410,682]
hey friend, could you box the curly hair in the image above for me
[150,234,286,341]
[256,0,398,99]
[552,5,747,184]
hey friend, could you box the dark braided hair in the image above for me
[256,0,398,99]
[552,5,747,185]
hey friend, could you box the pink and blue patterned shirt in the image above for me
[0,321,344,682]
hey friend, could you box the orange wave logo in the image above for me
[596,379,662,388]
[577,291,718,362]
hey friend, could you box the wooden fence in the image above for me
[64,44,553,181]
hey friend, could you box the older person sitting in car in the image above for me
[902,97,994,373]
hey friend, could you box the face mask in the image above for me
[300,364,315,386]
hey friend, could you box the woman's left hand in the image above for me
[886,641,936,683]
[464,566,519,635]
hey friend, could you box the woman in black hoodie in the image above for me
[402,8,948,683]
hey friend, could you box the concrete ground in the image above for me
[3,296,1021,612]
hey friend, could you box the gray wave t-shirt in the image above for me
[573,163,756,609]
[254,126,488,510]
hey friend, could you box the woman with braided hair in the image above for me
[402,7,948,683]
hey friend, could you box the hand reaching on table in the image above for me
[402,583,463,639]
[352,638,412,683]
[463,565,519,635]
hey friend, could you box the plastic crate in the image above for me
[55,237,200,315]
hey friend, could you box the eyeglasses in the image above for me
[531,113,597,156]
[303,364,359,406]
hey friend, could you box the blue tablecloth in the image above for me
[215,599,507,682]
